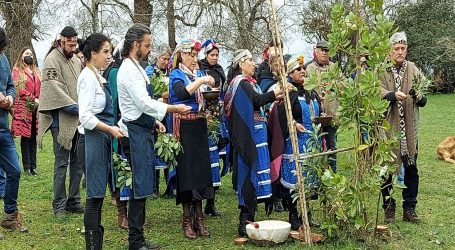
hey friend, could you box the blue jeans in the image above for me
[0,168,5,197]
[0,130,21,213]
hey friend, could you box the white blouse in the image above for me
[77,67,107,131]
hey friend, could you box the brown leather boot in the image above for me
[182,215,196,240]
[115,197,128,230]
[1,211,28,232]
[193,213,210,237]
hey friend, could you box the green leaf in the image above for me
[125,178,132,187]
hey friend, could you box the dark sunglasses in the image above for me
[294,66,306,72]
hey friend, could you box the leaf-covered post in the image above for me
[268,0,312,245]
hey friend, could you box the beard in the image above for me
[136,50,150,61]
[63,49,74,59]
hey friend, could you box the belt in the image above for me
[176,112,205,121]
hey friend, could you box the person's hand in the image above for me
[200,76,215,87]
[34,98,40,104]
[408,88,417,99]
[109,126,125,139]
[0,92,5,102]
[173,104,192,115]
[0,101,9,110]
[155,121,166,133]
[295,123,305,133]
[274,85,283,99]
[395,91,408,101]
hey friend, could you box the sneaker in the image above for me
[403,209,421,223]
[24,170,33,176]
[31,169,38,175]
[137,240,161,250]
[1,211,28,232]
[384,205,396,224]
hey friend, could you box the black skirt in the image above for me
[176,118,214,204]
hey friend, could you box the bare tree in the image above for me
[0,0,42,66]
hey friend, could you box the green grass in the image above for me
[1,94,455,249]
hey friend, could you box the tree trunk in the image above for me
[166,0,176,50]
[134,0,152,27]
[0,1,35,67]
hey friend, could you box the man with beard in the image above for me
[38,26,84,217]
[117,24,191,250]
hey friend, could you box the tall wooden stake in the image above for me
[268,0,312,245]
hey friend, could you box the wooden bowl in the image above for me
[234,237,248,246]
[202,90,220,102]
[375,224,389,233]
[290,232,325,244]
[313,116,333,126]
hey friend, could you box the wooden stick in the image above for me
[297,146,356,161]
[268,0,312,245]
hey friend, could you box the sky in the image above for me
[30,0,315,69]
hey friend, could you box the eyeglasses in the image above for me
[294,66,306,72]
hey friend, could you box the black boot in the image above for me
[85,227,103,250]
[238,207,253,237]
[204,198,221,217]
[288,202,302,231]
[274,198,285,212]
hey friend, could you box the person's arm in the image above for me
[185,75,214,95]
[5,61,16,101]
[78,74,99,130]
[173,80,191,100]
[126,74,168,121]
[61,104,79,115]
[239,80,276,108]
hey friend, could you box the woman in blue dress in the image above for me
[169,39,216,239]
[268,56,322,230]
[224,49,285,236]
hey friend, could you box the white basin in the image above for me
[246,220,291,243]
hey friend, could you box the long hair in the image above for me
[13,47,41,90]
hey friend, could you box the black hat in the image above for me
[60,26,78,38]
[316,40,329,50]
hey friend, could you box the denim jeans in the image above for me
[0,130,21,213]
[0,168,5,197]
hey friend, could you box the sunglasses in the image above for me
[294,66,306,72]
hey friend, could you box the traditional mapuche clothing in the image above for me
[224,49,276,236]
[37,28,83,215]
[380,32,427,223]
[169,40,214,205]
[268,56,322,230]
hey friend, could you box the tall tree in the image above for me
[393,0,455,85]
[0,0,42,66]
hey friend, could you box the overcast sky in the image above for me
[29,0,315,69]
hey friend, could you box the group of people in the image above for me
[0,21,427,250]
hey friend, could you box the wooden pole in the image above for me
[268,0,312,245]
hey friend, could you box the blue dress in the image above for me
[281,96,321,189]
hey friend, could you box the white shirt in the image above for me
[117,58,168,135]
[77,67,107,132]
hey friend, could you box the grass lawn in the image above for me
[1,94,455,249]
